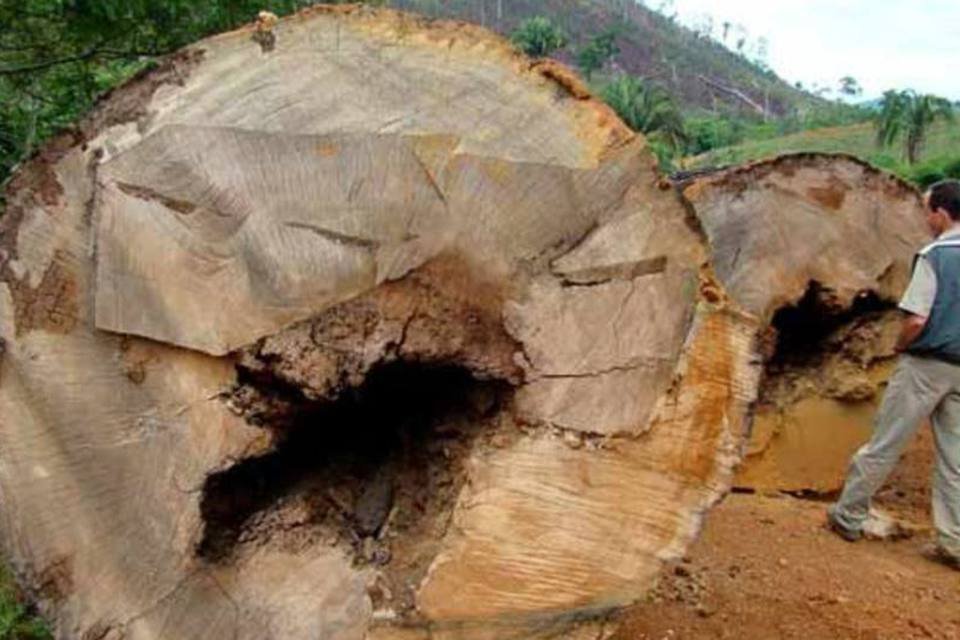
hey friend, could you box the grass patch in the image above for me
[686,119,960,185]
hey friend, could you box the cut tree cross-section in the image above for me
[677,154,928,495]
[0,6,927,640]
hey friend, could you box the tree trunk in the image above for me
[0,7,927,640]
[907,130,921,164]
[698,74,766,116]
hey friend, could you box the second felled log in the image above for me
[678,154,928,493]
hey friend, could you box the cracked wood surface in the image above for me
[0,6,767,640]
[680,154,927,321]
[680,154,928,494]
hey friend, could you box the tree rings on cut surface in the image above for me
[0,6,927,640]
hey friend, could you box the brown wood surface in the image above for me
[0,6,927,640]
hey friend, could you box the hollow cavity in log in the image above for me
[737,281,901,492]
[204,360,513,614]
[765,281,891,370]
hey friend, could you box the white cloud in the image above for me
[663,0,960,99]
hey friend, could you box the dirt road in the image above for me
[614,429,960,640]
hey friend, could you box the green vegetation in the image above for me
[684,88,958,186]
[631,4,816,118]
[509,16,566,57]
[600,75,686,170]
[838,76,862,98]
[683,101,873,157]
[687,118,960,186]
[0,0,384,188]
[576,28,620,80]
[0,565,50,640]
[900,154,960,188]
[592,71,877,172]
[875,89,955,164]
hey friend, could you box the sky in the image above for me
[660,0,960,100]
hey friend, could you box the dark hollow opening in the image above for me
[766,280,891,370]
[197,361,510,564]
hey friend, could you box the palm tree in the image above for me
[600,75,687,154]
[875,89,955,164]
[509,17,566,58]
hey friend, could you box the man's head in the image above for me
[923,179,960,236]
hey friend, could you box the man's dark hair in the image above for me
[928,179,960,220]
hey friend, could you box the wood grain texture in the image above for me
[681,154,927,321]
[0,8,893,640]
[681,154,928,494]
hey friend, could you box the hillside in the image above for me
[686,119,960,181]
[389,0,819,116]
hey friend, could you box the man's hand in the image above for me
[895,312,928,352]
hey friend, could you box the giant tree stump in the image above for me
[0,6,926,640]
[678,154,928,493]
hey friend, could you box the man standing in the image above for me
[827,179,960,569]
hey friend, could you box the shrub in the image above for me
[510,17,566,57]
[944,157,960,179]
[908,162,946,188]
[600,76,687,153]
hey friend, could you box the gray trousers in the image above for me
[831,353,960,555]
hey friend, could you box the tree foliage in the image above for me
[684,116,745,156]
[838,76,862,97]
[600,75,687,161]
[509,16,566,57]
[576,28,620,80]
[0,0,374,189]
[875,89,955,164]
[901,154,960,189]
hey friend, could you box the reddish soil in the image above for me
[613,429,960,640]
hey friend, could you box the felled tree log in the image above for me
[0,6,925,640]
[0,7,760,639]
[677,154,929,493]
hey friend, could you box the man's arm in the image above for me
[895,312,928,352]
[896,254,937,352]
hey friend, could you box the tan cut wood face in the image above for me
[0,6,769,640]
[682,154,927,321]
[95,129,453,355]
[682,155,928,495]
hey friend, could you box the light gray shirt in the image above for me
[899,225,960,317]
